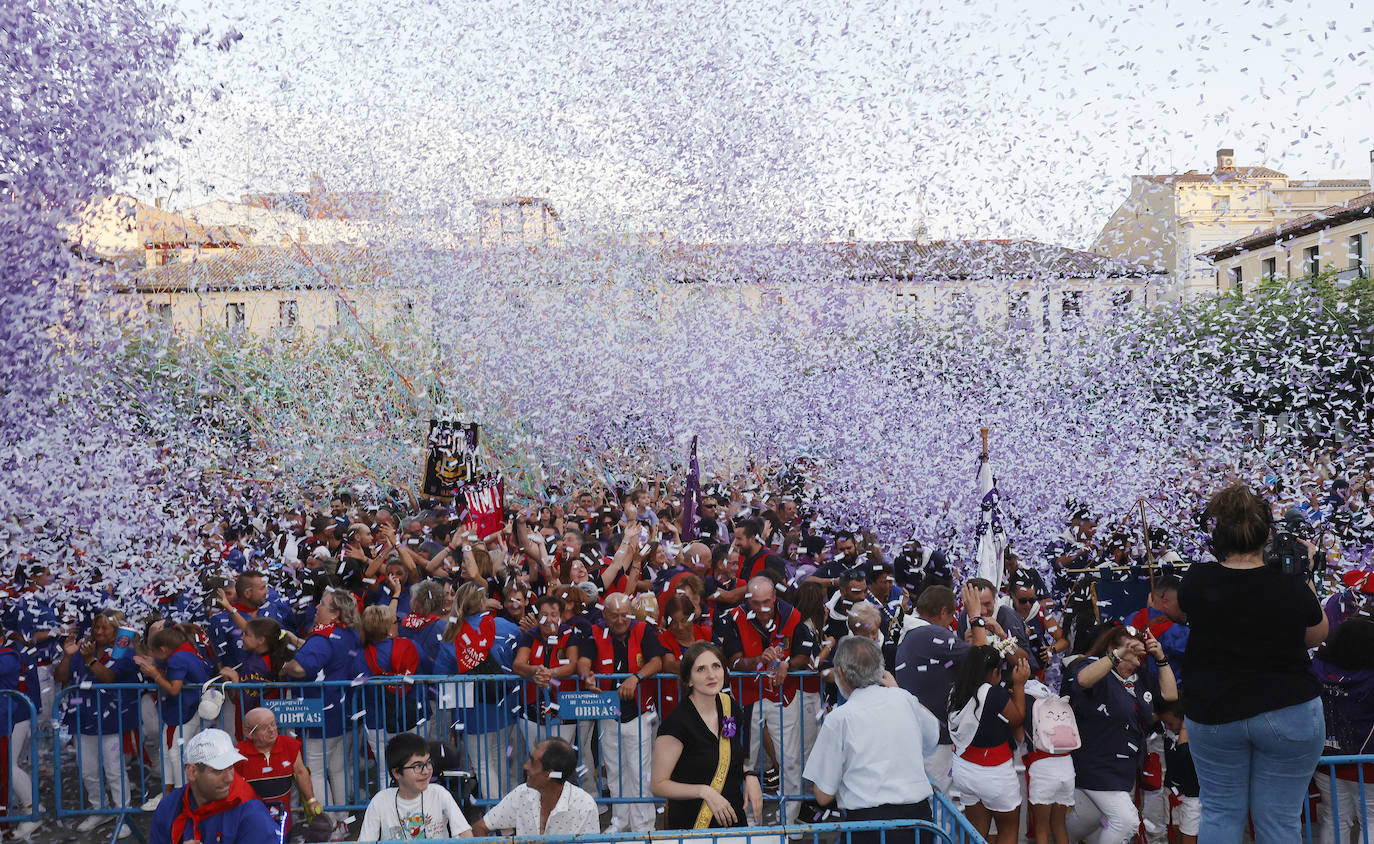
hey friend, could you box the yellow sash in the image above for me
[693,693,733,829]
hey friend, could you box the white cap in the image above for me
[184,729,246,770]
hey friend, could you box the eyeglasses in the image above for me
[398,760,433,774]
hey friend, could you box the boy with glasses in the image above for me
[358,732,471,841]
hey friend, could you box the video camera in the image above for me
[1264,509,1327,578]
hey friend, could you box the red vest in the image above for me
[591,622,654,712]
[522,629,573,708]
[452,614,498,673]
[727,605,802,705]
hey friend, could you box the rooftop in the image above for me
[1200,191,1374,260]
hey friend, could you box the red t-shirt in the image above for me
[235,734,301,832]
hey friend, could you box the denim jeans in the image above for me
[1186,696,1325,844]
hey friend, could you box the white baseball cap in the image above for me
[184,729,246,770]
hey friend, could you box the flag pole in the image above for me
[980,426,989,456]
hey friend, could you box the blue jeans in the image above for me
[1186,696,1325,844]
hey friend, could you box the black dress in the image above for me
[657,692,747,830]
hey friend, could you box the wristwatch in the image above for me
[970,618,987,629]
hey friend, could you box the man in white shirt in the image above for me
[470,738,601,836]
[804,636,942,844]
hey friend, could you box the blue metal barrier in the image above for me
[1305,754,1374,844]
[0,689,41,827]
[46,673,984,844]
[360,815,972,844]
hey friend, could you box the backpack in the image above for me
[1031,694,1081,755]
[363,640,421,734]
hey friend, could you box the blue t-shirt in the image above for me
[433,614,521,734]
[0,647,38,735]
[148,783,278,844]
[292,627,362,738]
[66,649,140,735]
[399,616,448,675]
[161,649,212,727]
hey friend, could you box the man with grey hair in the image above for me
[803,636,942,844]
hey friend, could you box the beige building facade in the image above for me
[1093,149,1370,299]
[1200,192,1374,293]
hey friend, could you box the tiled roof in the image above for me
[132,238,1161,293]
[1139,166,1289,185]
[1200,192,1374,260]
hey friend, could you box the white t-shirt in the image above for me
[358,785,471,841]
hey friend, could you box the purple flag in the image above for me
[681,435,701,541]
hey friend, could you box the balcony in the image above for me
[1334,265,1368,287]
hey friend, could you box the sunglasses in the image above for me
[1016,596,1038,605]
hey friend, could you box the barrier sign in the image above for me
[265,697,324,728]
[557,691,622,720]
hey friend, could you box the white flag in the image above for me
[973,447,1007,591]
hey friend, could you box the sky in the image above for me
[145,0,1374,246]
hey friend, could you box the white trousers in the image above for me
[463,725,520,802]
[1315,774,1374,844]
[518,717,577,764]
[302,733,348,820]
[747,696,804,827]
[1140,733,1167,843]
[925,743,955,798]
[79,732,129,810]
[161,719,201,790]
[600,711,657,832]
[800,691,823,762]
[8,720,33,811]
[576,718,599,795]
[36,664,55,727]
[1065,788,1138,844]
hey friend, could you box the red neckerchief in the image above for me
[309,623,338,638]
[231,602,258,615]
[169,774,261,843]
[401,613,440,631]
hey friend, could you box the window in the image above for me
[1262,257,1277,282]
[154,303,173,322]
[1009,291,1031,323]
[1228,266,1243,292]
[1213,195,1231,214]
[1061,290,1082,318]
[278,299,298,328]
[1111,288,1133,309]
[895,288,921,316]
[225,302,245,329]
[1304,246,1320,278]
[335,298,351,326]
[1349,234,1366,276]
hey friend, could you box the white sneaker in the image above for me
[76,815,111,832]
[12,821,41,839]
[140,794,163,812]
[116,822,134,840]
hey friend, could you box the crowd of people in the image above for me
[1,460,1373,843]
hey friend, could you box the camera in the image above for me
[1264,509,1326,578]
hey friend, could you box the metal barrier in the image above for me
[0,689,41,827]
[358,810,975,843]
[1305,754,1374,844]
[43,673,983,843]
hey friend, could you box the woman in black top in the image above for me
[651,642,763,829]
[1177,483,1329,844]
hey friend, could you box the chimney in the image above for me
[1368,149,1373,189]
[1216,148,1236,172]
[155,196,165,210]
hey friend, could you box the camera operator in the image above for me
[1175,483,1328,844]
